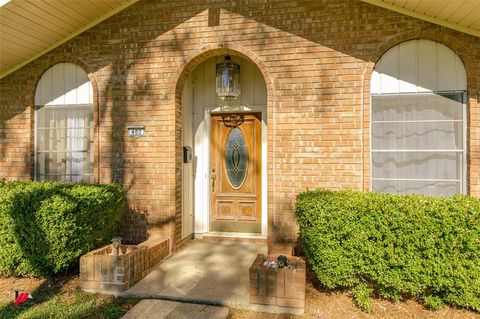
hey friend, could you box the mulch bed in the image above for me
[1,270,479,319]
[229,282,480,319]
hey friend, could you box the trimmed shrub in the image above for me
[352,282,373,313]
[0,181,125,276]
[295,189,480,312]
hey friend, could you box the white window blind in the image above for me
[371,93,465,196]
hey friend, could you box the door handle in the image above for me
[211,168,216,192]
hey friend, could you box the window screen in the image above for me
[371,92,465,197]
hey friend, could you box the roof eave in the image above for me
[360,0,480,38]
[0,0,138,80]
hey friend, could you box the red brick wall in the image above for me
[1,0,479,247]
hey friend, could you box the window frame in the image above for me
[34,63,94,183]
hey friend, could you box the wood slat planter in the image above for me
[249,254,306,309]
[80,238,169,294]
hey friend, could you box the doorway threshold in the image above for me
[200,232,267,245]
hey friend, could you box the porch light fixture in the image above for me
[216,55,241,100]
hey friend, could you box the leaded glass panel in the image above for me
[225,128,248,188]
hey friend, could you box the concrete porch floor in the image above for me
[121,240,303,315]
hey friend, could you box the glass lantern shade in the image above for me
[216,56,241,100]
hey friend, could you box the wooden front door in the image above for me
[210,113,262,233]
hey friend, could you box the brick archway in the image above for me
[170,43,274,250]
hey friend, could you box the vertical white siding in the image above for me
[52,63,65,105]
[35,63,92,106]
[372,39,467,94]
[417,40,437,92]
[370,68,381,94]
[438,45,457,91]
[64,63,77,104]
[457,57,467,90]
[204,58,217,106]
[379,44,399,94]
[398,40,417,93]
[182,79,194,240]
[38,67,52,106]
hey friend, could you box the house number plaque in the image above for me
[127,126,145,137]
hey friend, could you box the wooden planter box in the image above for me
[80,238,169,294]
[249,254,306,308]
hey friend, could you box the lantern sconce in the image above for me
[216,55,241,100]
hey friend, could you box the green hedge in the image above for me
[0,181,125,277]
[295,189,480,312]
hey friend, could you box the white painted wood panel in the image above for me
[370,69,381,94]
[438,44,457,91]
[39,66,52,106]
[35,62,93,106]
[372,39,467,94]
[205,58,217,106]
[417,40,437,92]
[240,58,254,104]
[379,44,399,94]
[398,40,417,93]
[52,63,65,105]
[457,57,467,90]
[182,79,194,240]
[76,67,93,104]
[64,63,77,104]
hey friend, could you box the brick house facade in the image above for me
[1,0,479,251]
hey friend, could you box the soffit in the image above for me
[1,1,479,80]
[0,0,137,79]
[361,0,480,38]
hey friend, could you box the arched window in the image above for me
[35,63,93,182]
[370,40,467,197]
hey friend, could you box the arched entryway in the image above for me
[178,51,269,242]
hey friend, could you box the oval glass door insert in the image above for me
[225,127,248,189]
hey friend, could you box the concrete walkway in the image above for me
[122,299,229,319]
[122,240,303,315]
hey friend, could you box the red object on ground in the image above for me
[14,292,30,306]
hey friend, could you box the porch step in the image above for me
[201,233,267,245]
[122,299,229,319]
